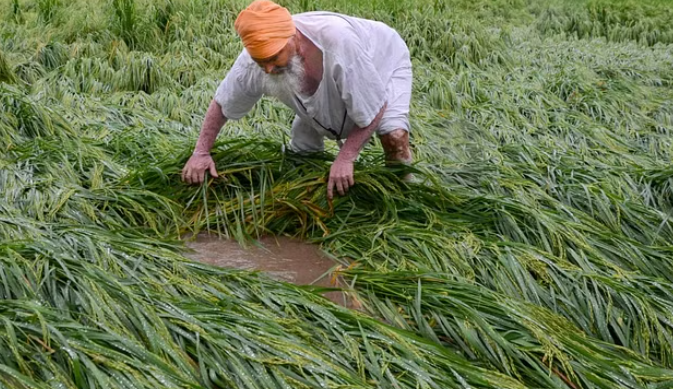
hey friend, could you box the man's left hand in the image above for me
[325,102,388,201]
[328,159,354,200]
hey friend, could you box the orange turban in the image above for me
[234,0,296,59]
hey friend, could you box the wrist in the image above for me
[192,150,210,156]
[336,145,359,164]
[335,153,356,164]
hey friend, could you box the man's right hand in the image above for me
[181,153,219,185]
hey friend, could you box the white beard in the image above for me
[263,55,305,100]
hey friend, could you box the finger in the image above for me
[191,170,201,185]
[348,173,354,187]
[341,177,350,194]
[342,176,350,194]
[209,162,218,178]
[336,178,344,196]
[181,168,187,183]
[184,168,193,185]
[327,177,334,200]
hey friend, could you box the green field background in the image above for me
[1,0,673,388]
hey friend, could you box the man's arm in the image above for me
[328,102,387,199]
[182,99,228,185]
[194,99,228,154]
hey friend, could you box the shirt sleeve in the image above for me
[213,52,263,120]
[332,30,386,129]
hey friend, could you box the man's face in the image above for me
[257,36,305,98]
[252,38,295,74]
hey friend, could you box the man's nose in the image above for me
[264,63,275,74]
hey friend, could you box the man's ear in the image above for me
[292,33,302,57]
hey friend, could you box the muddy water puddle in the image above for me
[182,234,358,308]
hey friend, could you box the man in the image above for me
[181,0,413,199]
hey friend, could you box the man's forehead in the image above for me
[253,54,279,63]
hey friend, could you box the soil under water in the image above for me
[182,234,358,308]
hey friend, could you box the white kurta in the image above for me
[214,11,412,152]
